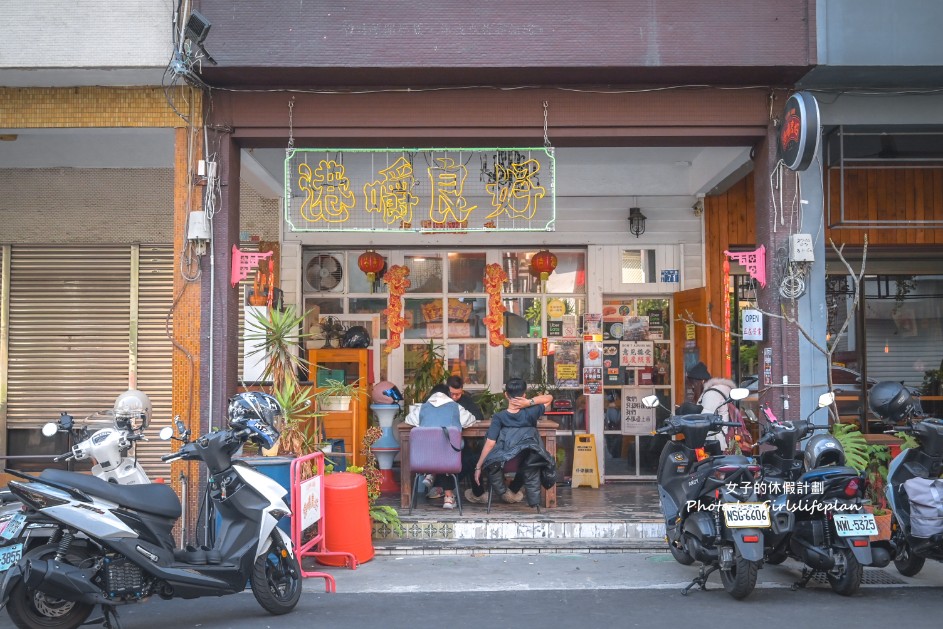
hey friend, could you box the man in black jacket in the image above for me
[425,375,484,422]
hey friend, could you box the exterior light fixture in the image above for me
[628,207,647,238]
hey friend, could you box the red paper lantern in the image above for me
[357,250,385,285]
[529,250,558,282]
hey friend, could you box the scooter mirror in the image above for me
[729,388,750,401]
[159,426,174,441]
[58,412,74,431]
[41,422,58,437]
[641,395,660,409]
[817,391,835,408]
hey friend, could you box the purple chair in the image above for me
[408,426,463,515]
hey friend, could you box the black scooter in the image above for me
[645,388,768,599]
[868,382,943,576]
[0,413,301,629]
[757,392,886,596]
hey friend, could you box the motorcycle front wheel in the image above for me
[6,543,95,629]
[827,547,862,596]
[250,534,302,615]
[719,547,758,600]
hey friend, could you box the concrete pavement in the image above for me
[304,550,943,594]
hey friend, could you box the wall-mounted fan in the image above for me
[305,253,345,292]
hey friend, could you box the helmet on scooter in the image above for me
[227,392,282,449]
[869,381,917,424]
[803,433,846,471]
[341,325,371,348]
[113,389,152,431]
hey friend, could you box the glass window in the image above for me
[503,297,541,338]
[446,343,487,386]
[405,254,443,293]
[446,297,486,339]
[504,343,541,382]
[621,250,656,284]
[502,251,540,294]
[348,251,388,293]
[447,252,486,293]
[403,297,439,339]
[546,251,586,293]
[349,298,388,339]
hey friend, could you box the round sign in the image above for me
[778,91,821,172]
[546,299,566,319]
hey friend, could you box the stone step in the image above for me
[373,537,668,556]
[371,517,667,555]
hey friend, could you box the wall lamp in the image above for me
[628,207,647,238]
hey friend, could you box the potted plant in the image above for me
[474,389,507,418]
[316,377,367,412]
[402,339,446,409]
[863,444,893,540]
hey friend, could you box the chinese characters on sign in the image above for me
[286,148,556,232]
[622,387,656,435]
[619,341,654,368]
[741,309,763,341]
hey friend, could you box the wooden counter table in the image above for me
[396,419,559,509]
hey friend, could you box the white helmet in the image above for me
[113,388,152,431]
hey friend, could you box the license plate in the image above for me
[0,513,26,541]
[833,513,878,537]
[722,502,771,528]
[0,543,23,573]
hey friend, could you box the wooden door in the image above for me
[673,287,716,405]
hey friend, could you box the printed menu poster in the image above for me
[583,313,602,336]
[603,343,621,385]
[622,387,656,435]
[619,341,654,367]
[583,367,603,395]
[624,315,650,340]
[554,340,581,388]
[583,335,603,368]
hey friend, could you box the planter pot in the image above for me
[320,395,352,412]
[864,505,893,541]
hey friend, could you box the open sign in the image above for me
[741,309,763,341]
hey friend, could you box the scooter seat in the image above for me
[39,469,181,519]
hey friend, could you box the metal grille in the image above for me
[807,568,905,585]
[135,246,174,479]
[7,246,131,427]
[104,556,145,594]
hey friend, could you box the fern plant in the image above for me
[830,422,869,472]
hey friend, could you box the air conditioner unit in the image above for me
[302,251,346,293]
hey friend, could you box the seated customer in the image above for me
[406,390,476,509]
[473,378,555,508]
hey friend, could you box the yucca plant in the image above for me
[244,305,312,388]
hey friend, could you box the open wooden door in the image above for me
[673,287,718,405]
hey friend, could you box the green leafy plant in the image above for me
[899,431,920,451]
[830,422,868,472]
[273,378,323,455]
[349,427,404,535]
[402,339,446,408]
[864,444,891,515]
[315,376,367,412]
[244,305,311,387]
[475,389,507,418]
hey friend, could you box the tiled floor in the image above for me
[377,480,663,522]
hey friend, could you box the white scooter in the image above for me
[0,389,153,541]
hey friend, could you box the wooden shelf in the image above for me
[308,348,370,466]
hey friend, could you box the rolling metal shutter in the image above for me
[135,245,175,479]
[7,246,132,427]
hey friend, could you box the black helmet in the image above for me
[869,381,916,423]
[803,433,846,471]
[227,392,282,448]
[341,325,371,348]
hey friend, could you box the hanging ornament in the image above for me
[482,263,511,347]
[382,265,411,354]
[529,250,558,285]
[357,250,385,291]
